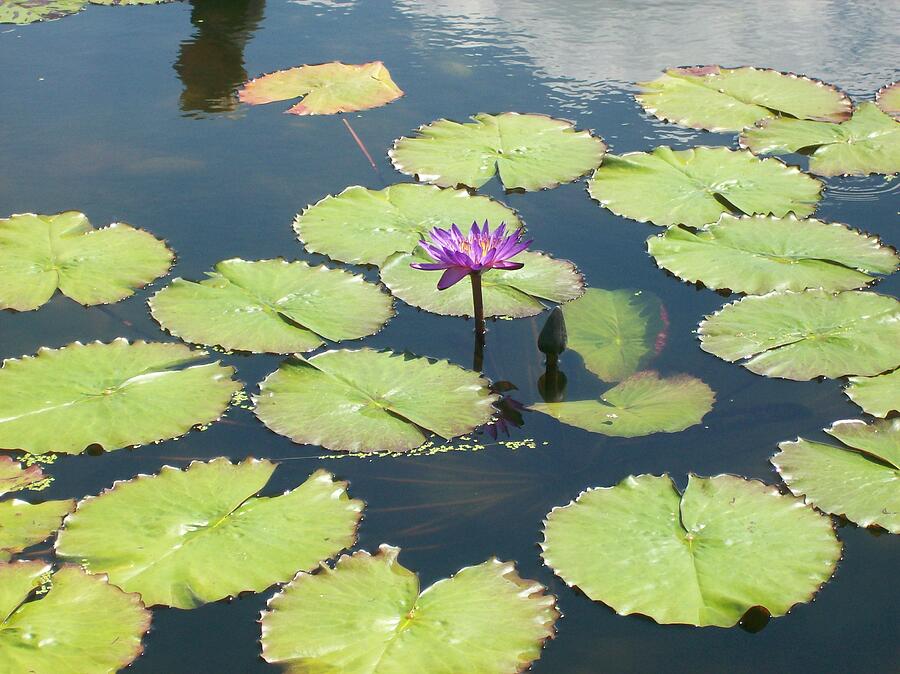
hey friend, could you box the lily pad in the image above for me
[562,288,666,381]
[636,66,851,132]
[845,368,900,418]
[294,183,522,267]
[588,147,823,227]
[0,499,75,561]
[529,371,714,438]
[150,259,393,354]
[0,339,240,455]
[0,211,174,312]
[0,0,85,23]
[0,562,150,672]
[389,112,606,191]
[740,102,900,176]
[381,250,583,318]
[774,419,899,533]
[55,460,363,609]
[239,61,403,115]
[254,349,497,453]
[541,473,841,627]
[261,545,558,674]
[647,214,899,294]
[0,457,44,494]
[876,82,900,118]
[698,290,900,380]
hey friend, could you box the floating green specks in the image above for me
[588,146,823,227]
[0,562,151,672]
[530,371,713,438]
[381,249,583,318]
[295,184,522,267]
[541,474,841,627]
[55,460,363,609]
[741,102,900,176]
[647,214,898,294]
[150,259,394,354]
[698,290,900,380]
[562,288,666,381]
[239,61,403,115]
[0,0,86,24]
[0,340,240,455]
[390,112,606,191]
[845,368,900,418]
[254,349,497,453]
[261,545,558,674]
[637,66,851,132]
[0,211,173,311]
[774,418,899,533]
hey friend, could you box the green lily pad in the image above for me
[698,290,900,380]
[529,372,714,438]
[150,259,394,354]
[845,368,900,418]
[294,184,522,267]
[541,474,841,627]
[0,0,85,23]
[636,66,851,132]
[239,61,403,115]
[0,499,75,561]
[389,112,606,191]
[261,545,558,674]
[562,288,666,381]
[0,562,150,672]
[0,457,45,494]
[381,250,583,318]
[740,102,900,176]
[0,212,174,312]
[588,146,823,227]
[254,349,497,453]
[774,419,899,533]
[876,82,900,118]
[0,339,240,455]
[647,214,899,294]
[55,460,363,609]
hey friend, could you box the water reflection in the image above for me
[174,0,266,116]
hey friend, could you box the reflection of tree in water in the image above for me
[174,0,265,115]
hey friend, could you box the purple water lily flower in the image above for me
[411,220,532,290]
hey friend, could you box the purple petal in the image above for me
[450,223,464,242]
[411,262,451,270]
[491,261,525,270]
[437,267,471,290]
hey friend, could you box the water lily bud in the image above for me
[538,307,567,356]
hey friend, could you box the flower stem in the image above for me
[470,271,486,346]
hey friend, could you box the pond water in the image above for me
[0,0,898,672]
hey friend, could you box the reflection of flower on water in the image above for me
[481,381,526,439]
[655,303,669,355]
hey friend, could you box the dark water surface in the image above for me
[1,1,898,672]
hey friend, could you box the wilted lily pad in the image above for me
[563,288,666,381]
[261,545,558,673]
[845,368,900,418]
[637,66,851,132]
[55,460,362,609]
[740,102,900,176]
[239,61,403,115]
[0,457,44,493]
[530,372,714,438]
[774,419,899,533]
[254,349,497,453]
[150,259,393,354]
[588,147,822,227]
[876,82,900,118]
[0,211,173,311]
[381,250,583,318]
[294,184,522,267]
[541,474,841,627]
[0,0,85,23]
[390,112,606,191]
[0,339,240,455]
[647,214,899,294]
[699,290,900,380]
[0,561,150,672]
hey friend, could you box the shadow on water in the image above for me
[174,0,266,116]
